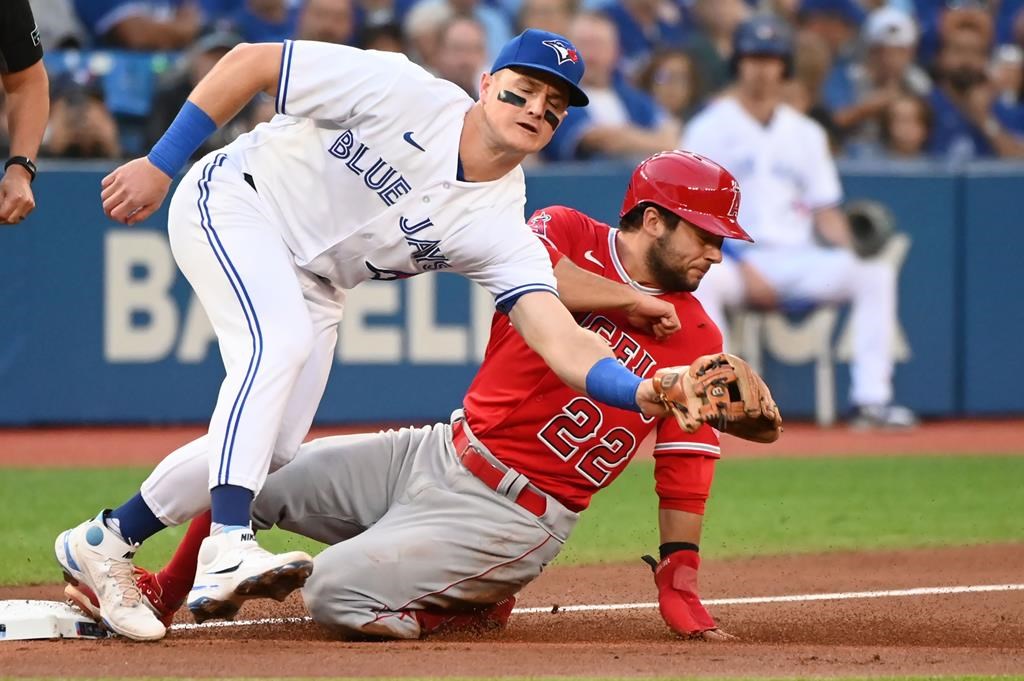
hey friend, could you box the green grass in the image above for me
[2,456,1023,585]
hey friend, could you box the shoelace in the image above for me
[107,558,145,608]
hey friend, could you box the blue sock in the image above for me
[210,484,254,527]
[106,493,166,545]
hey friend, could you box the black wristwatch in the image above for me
[5,156,37,182]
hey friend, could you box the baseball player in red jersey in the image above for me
[67,151,779,641]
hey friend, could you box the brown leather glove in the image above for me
[652,353,782,443]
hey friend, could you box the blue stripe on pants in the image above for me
[194,153,264,486]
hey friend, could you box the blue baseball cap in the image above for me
[491,29,589,107]
[799,0,866,26]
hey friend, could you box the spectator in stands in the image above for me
[684,0,749,95]
[295,0,355,44]
[224,0,300,43]
[798,0,864,64]
[358,22,405,51]
[768,0,800,23]
[403,0,454,66]
[544,11,678,161]
[359,0,399,29]
[683,14,917,429]
[145,32,249,160]
[517,0,574,37]
[785,29,840,150]
[991,43,1024,116]
[72,0,201,50]
[600,0,689,77]
[1,0,49,224]
[409,0,512,62]
[929,9,1024,159]
[430,17,488,97]
[42,74,121,159]
[878,93,932,157]
[29,0,87,49]
[825,7,931,150]
[636,49,702,126]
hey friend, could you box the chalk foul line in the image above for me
[168,582,1024,631]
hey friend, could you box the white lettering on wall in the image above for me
[104,231,179,362]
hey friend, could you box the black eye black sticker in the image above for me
[544,110,560,130]
[498,90,527,107]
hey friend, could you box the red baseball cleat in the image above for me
[65,567,185,628]
[414,596,516,636]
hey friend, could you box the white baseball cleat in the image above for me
[187,528,313,624]
[54,512,166,641]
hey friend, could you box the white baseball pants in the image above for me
[140,152,346,525]
[694,246,898,406]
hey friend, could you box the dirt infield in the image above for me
[2,422,1022,677]
[2,544,1023,677]
[2,419,1022,467]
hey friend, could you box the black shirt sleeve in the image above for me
[0,0,43,74]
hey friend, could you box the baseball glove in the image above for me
[652,353,782,443]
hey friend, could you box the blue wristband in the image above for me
[147,101,218,179]
[585,357,643,412]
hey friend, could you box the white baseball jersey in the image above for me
[221,39,557,311]
[681,97,842,250]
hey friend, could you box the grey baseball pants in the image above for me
[251,412,578,639]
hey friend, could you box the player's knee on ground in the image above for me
[302,568,420,640]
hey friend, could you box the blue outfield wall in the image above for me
[0,161,1021,424]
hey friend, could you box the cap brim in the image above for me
[497,62,589,107]
[679,208,754,242]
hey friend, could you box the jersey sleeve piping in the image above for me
[275,39,295,115]
[653,442,721,456]
[494,283,559,314]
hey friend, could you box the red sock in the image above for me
[156,509,211,602]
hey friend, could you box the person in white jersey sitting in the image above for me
[682,14,916,430]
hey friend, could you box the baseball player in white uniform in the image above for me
[54,30,682,642]
[682,15,916,429]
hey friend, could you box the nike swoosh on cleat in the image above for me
[206,562,243,575]
[403,131,425,151]
[583,250,604,267]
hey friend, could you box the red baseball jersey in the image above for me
[462,205,724,513]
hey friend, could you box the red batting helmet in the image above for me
[619,150,753,242]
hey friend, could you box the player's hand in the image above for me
[0,167,36,224]
[625,292,680,339]
[740,262,778,310]
[101,157,172,225]
[635,377,673,417]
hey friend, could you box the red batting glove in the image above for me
[643,550,717,637]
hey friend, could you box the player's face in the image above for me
[646,215,724,292]
[736,55,786,97]
[480,69,570,154]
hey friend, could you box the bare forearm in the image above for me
[509,292,614,393]
[554,257,640,312]
[581,123,679,156]
[187,43,283,126]
[110,16,197,51]
[3,61,48,159]
[987,126,1024,158]
[814,206,852,249]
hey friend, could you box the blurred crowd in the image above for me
[17,0,1024,163]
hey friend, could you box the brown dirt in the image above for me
[2,544,1023,677]
[1,419,1021,468]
